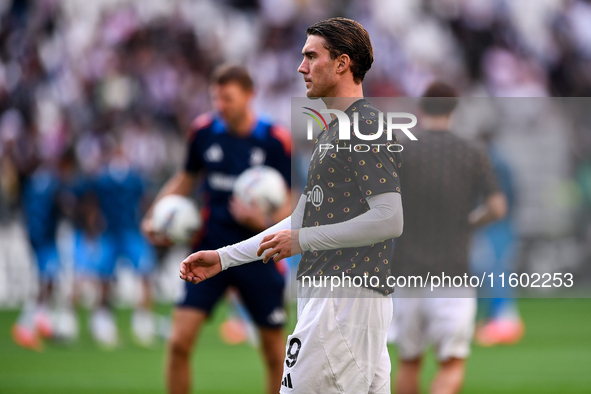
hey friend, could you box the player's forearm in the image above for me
[298,192,403,252]
[217,216,292,270]
[217,194,306,270]
[468,192,507,228]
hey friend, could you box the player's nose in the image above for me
[298,59,308,75]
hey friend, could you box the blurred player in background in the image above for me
[142,65,292,394]
[70,182,109,310]
[12,150,73,350]
[390,82,507,394]
[471,132,523,346]
[90,141,156,348]
[180,18,404,393]
[52,148,90,343]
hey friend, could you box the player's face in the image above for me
[298,35,339,98]
[210,82,253,124]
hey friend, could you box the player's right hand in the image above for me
[228,196,268,232]
[141,217,173,247]
[180,250,222,284]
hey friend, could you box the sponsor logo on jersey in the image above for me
[204,144,224,162]
[208,172,237,191]
[249,147,266,166]
[307,185,323,208]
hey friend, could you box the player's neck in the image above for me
[421,115,451,131]
[227,110,256,137]
[322,81,364,114]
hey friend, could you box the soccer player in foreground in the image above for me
[180,18,404,393]
[143,65,292,394]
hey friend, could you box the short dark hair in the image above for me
[306,17,373,84]
[419,81,459,116]
[210,64,254,91]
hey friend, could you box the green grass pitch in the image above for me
[0,298,590,393]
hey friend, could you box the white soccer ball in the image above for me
[151,195,202,244]
[233,166,288,215]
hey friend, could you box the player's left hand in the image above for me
[257,229,301,263]
[180,250,222,284]
[141,216,173,248]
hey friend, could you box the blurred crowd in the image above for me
[1,0,591,308]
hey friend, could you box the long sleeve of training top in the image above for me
[217,194,306,270]
[217,192,402,270]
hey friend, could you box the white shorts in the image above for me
[280,282,393,394]
[391,288,476,362]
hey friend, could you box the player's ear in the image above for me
[335,54,351,76]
